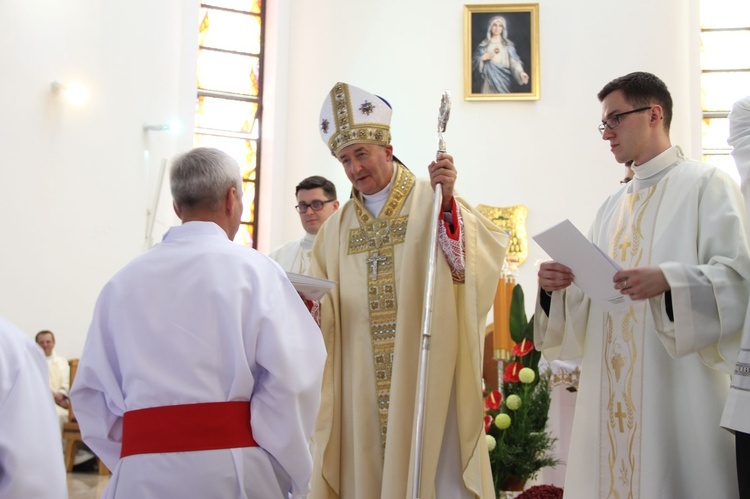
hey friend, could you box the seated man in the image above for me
[36,329,95,466]
[35,330,70,429]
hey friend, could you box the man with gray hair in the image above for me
[71,147,326,498]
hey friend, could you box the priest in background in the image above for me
[722,94,750,499]
[35,330,70,429]
[71,147,326,499]
[270,175,339,274]
[536,71,750,498]
[309,82,508,498]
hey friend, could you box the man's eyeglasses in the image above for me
[295,199,336,213]
[598,106,652,135]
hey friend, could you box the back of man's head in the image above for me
[597,71,673,133]
[295,175,337,200]
[170,148,242,213]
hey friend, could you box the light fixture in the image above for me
[51,80,89,106]
[143,120,181,135]
[143,124,171,132]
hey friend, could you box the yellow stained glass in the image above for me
[196,1,263,247]
[195,96,258,134]
[250,65,260,97]
[198,49,259,96]
[700,72,750,112]
[701,118,731,151]
[199,8,261,54]
[247,119,260,140]
[237,222,254,247]
[701,1,750,29]
[703,153,740,184]
[701,31,750,71]
[241,183,256,223]
[192,134,256,180]
[199,10,210,45]
[202,1,258,14]
[244,151,257,181]
[699,0,746,182]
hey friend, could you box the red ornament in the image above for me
[484,414,493,432]
[511,338,535,357]
[484,390,503,411]
[503,362,522,383]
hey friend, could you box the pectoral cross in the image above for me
[366,252,387,280]
[618,235,631,261]
[614,402,626,433]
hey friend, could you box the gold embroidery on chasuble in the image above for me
[347,165,413,454]
[600,182,666,499]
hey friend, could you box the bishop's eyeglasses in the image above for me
[295,199,336,213]
[598,106,652,135]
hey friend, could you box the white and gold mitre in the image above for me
[319,82,392,157]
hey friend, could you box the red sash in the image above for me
[120,401,257,458]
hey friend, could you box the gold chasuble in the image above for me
[310,161,508,499]
[347,166,411,452]
[600,183,663,498]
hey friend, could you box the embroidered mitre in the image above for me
[319,82,392,156]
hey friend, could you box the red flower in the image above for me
[517,484,564,499]
[511,338,534,357]
[484,414,493,432]
[484,390,503,411]
[503,362,523,383]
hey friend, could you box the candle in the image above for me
[493,273,515,360]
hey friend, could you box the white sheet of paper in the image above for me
[532,219,633,311]
[286,272,337,301]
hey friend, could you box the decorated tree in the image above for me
[484,285,561,492]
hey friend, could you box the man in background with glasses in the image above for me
[536,71,750,498]
[270,175,339,274]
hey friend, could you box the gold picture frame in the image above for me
[464,4,540,101]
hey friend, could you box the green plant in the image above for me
[484,284,561,492]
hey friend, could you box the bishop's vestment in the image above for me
[310,162,508,499]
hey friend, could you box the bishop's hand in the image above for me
[429,153,456,211]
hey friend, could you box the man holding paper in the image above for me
[535,72,750,498]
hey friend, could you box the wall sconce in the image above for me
[143,120,182,135]
[50,80,89,106]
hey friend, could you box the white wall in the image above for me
[267,0,702,308]
[0,0,702,357]
[0,0,198,357]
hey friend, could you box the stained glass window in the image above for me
[195,2,263,247]
[700,1,750,183]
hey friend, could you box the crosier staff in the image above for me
[412,91,451,499]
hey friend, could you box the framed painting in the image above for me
[464,4,540,101]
